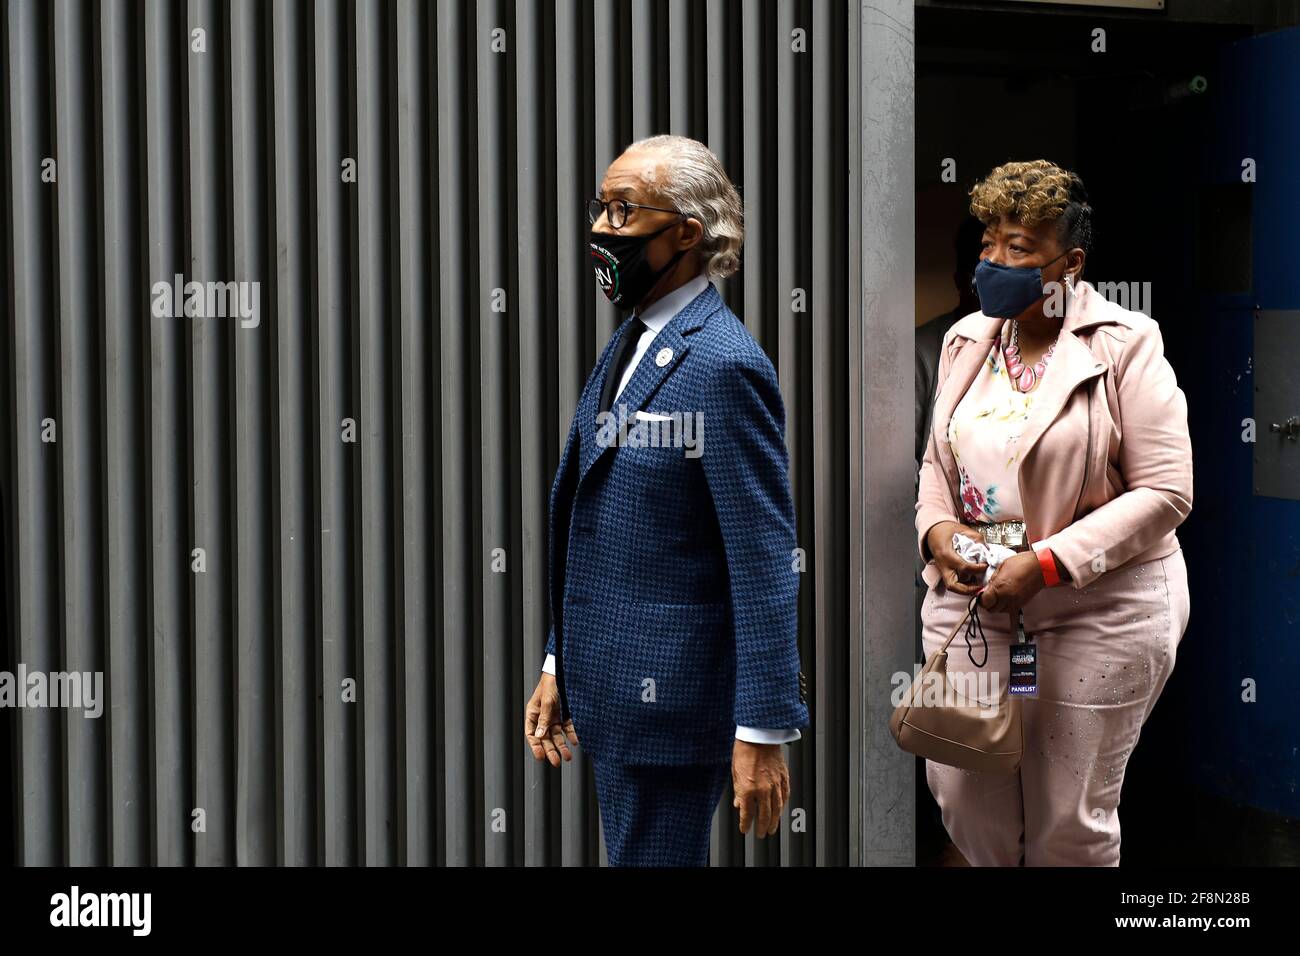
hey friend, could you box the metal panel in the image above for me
[394,0,433,869]
[7,0,62,867]
[187,0,235,866]
[1254,311,1300,501]
[231,0,275,868]
[855,0,916,866]
[312,0,358,868]
[356,0,397,869]
[2,0,912,867]
[142,0,192,867]
[52,0,104,866]
[271,0,318,867]
[100,0,150,865]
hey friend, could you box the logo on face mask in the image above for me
[590,243,622,303]
[589,219,686,311]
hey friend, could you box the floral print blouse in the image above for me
[946,324,1040,523]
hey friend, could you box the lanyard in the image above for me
[963,599,1032,669]
[963,596,989,667]
[1014,608,1032,643]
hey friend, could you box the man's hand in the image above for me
[926,520,988,595]
[732,739,790,838]
[978,550,1045,614]
[525,674,579,766]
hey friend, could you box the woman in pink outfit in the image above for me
[915,160,1193,866]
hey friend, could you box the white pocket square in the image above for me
[634,410,673,422]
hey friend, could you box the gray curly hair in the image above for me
[626,134,744,279]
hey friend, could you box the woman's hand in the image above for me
[926,520,989,595]
[978,550,1046,613]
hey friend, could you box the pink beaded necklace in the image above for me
[1002,320,1058,392]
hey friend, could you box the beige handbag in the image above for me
[890,593,1024,774]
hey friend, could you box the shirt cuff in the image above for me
[735,725,802,744]
[542,653,556,675]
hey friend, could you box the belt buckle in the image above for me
[981,520,1027,550]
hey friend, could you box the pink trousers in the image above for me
[920,547,1190,866]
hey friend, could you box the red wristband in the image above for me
[1035,545,1061,587]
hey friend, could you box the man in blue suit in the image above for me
[524,135,809,866]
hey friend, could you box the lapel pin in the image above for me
[655,347,673,367]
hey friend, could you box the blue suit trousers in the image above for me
[592,758,732,867]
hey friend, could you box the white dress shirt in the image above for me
[543,272,801,746]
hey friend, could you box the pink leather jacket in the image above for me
[916,279,1193,590]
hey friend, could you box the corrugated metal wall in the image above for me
[2,0,915,865]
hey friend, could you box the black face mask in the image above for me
[589,219,687,311]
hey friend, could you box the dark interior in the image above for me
[916,0,1300,866]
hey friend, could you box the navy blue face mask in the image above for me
[972,251,1069,319]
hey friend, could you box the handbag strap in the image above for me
[934,592,990,667]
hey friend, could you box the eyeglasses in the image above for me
[587,197,684,229]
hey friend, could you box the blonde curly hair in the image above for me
[969,159,1093,253]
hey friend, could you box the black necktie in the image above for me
[599,318,648,414]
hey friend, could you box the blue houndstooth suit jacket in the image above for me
[543,280,810,766]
